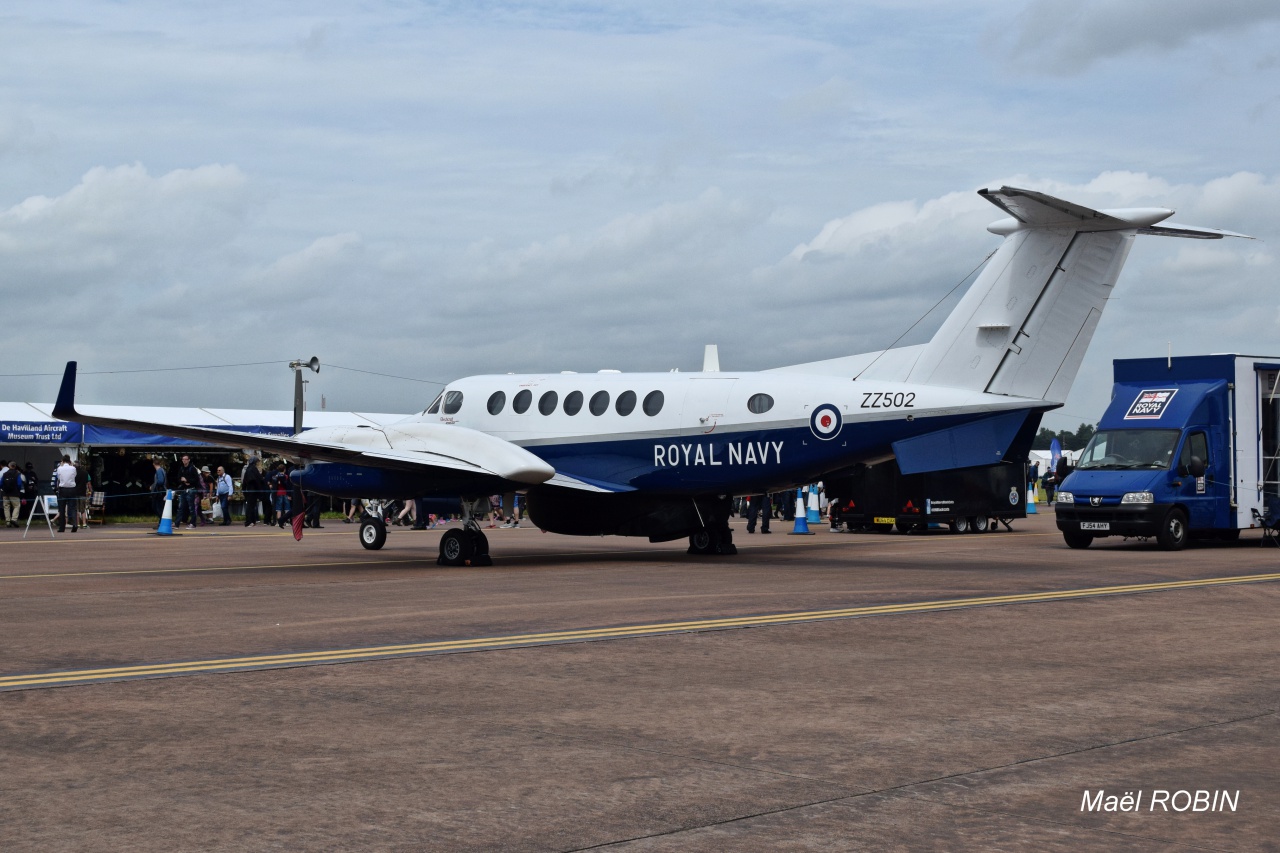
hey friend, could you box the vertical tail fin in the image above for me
[904,186,1241,402]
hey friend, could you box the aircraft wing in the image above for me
[52,362,555,485]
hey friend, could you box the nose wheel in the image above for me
[359,517,387,550]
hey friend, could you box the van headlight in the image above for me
[1056,491,1074,504]
[1121,492,1154,504]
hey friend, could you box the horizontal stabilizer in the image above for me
[1137,222,1254,240]
[905,185,1247,402]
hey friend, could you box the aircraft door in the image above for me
[680,379,738,435]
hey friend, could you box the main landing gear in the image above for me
[687,497,737,555]
[355,497,493,566]
[437,524,492,567]
[437,497,493,566]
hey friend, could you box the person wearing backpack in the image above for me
[22,462,39,520]
[1,460,22,527]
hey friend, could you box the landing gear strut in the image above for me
[687,496,737,555]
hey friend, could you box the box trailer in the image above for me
[1056,354,1280,550]
[828,461,1027,534]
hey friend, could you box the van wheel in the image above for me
[950,517,970,534]
[1156,508,1189,551]
[1062,530,1093,549]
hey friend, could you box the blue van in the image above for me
[1055,355,1280,550]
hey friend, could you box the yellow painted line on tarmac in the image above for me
[4,570,1279,692]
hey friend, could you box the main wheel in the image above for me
[1062,530,1093,549]
[359,518,387,550]
[688,528,713,555]
[1156,508,1189,551]
[438,528,475,565]
[950,517,971,534]
[971,516,990,533]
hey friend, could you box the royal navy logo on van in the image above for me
[1124,388,1178,420]
[810,404,843,440]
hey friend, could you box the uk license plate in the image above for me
[873,516,895,525]
[1080,522,1110,531]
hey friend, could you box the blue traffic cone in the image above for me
[155,490,175,535]
[806,486,821,524]
[790,488,813,535]
[1026,482,1038,514]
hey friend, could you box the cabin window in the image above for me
[513,389,532,414]
[589,390,610,415]
[539,390,559,415]
[747,393,774,414]
[486,391,506,415]
[425,392,443,415]
[643,390,664,416]
[615,390,637,416]
[564,390,583,416]
[443,390,464,415]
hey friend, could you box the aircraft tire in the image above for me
[688,528,714,555]
[359,518,387,550]
[1156,508,1189,551]
[438,528,475,566]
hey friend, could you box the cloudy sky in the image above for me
[2,1,1278,428]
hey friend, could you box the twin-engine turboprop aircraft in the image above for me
[53,186,1244,564]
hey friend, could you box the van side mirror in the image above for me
[1188,456,1206,478]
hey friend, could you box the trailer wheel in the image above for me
[1062,530,1093,549]
[1156,508,1189,551]
[971,516,990,533]
[950,517,970,534]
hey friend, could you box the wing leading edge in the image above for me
[53,362,555,486]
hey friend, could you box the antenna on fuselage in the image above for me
[703,344,720,372]
[289,357,320,435]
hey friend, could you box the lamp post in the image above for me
[289,357,320,435]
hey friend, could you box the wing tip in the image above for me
[53,361,78,420]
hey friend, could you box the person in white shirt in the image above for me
[55,455,78,533]
[214,465,234,526]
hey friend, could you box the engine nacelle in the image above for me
[526,487,727,542]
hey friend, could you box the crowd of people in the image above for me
[0,455,92,531]
[149,453,327,530]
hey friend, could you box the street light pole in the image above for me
[289,357,320,436]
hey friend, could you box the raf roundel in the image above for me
[809,404,842,440]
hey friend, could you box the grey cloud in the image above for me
[1005,0,1280,74]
